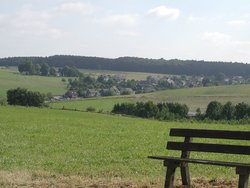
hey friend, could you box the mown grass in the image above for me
[0,68,67,98]
[0,106,249,183]
[50,96,137,112]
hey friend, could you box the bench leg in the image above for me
[164,163,177,188]
[238,174,249,188]
[236,167,249,188]
[180,163,191,187]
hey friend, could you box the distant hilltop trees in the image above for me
[17,61,81,77]
[1,55,250,77]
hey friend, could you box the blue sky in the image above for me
[0,0,250,63]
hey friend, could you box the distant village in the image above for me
[52,73,249,101]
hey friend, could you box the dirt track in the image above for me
[0,171,238,188]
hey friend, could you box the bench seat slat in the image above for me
[170,128,250,140]
[167,142,250,155]
[148,156,250,168]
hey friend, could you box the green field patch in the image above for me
[0,106,249,182]
[0,68,67,98]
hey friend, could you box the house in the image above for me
[86,89,100,98]
[64,91,78,99]
[110,86,120,95]
[100,86,120,96]
[120,88,135,95]
[143,85,156,93]
[113,75,125,83]
[51,96,64,102]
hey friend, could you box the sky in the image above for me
[0,0,250,63]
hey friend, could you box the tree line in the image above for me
[112,101,250,123]
[112,101,189,120]
[18,61,81,77]
[201,101,250,121]
[1,55,250,77]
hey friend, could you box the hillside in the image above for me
[51,84,250,112]
[1,55,250,76]
[0,68,67,98]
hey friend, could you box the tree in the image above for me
[49,67,57,76]
[33,64,41,75]
[235,102,249,120]
[58,66,81,77]
[18,61,33,75]
[215,72,226,82]
[202,77,212,87]
[7,88,28,106]
[205,101,223,120]
[174,103,189,118]
[40,63,50,76]
[222,102,235,120]
[7,88,45,107]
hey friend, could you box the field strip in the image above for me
[0,170,237,188]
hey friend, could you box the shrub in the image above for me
[205,101,223,120]
[222,102,235,120]
[235,102,249,120]
[7,88,45,107]
[86,106,96,112]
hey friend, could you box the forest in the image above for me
[1,55,250,77]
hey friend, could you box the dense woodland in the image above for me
[1,55,250,76]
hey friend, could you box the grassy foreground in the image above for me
[0,106,250,184]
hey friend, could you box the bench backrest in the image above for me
[167,129,250,156]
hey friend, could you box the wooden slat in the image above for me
[167,142,250,155]
[148,156,250,168]
[170,129,250,140]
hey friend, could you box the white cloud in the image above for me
[118,31,138,37]
[187,15,206,23]
[202,32,250,62]
[147,6,180,20]
[56,2,94,15]
[227,19,248,26]
[202,32,232,45]
[0,5,65,39]
[96,14,138,26]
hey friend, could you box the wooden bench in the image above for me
[148,128,250,188]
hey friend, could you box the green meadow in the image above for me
[0,106,249,184]
[0,68,67,98]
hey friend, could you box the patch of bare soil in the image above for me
[0,171,238,188]
[175,178,237,188]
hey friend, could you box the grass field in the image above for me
[50,84,250,112]
[0,106,249,187]
[0,68,67,98]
